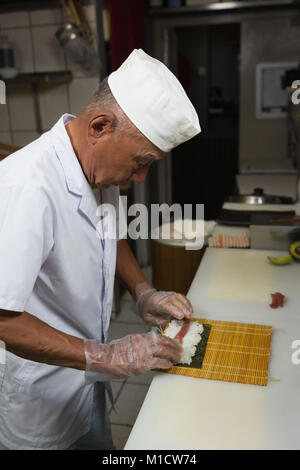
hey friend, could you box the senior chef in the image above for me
[0,49,200,450]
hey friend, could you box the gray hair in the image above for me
[85,78,143,140]
[87,77,118,111]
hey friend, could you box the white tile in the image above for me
[0,11,29,29]
[12,131,39,147]
[110,383,149,426]
[68,77,99,116]
[0,131,12,144]
[0,102,10,131]
[7,84,36,131]
[32,25,66,73]
[29,9,62,26]
[62,3,96,24]
[5,28,34,73]
[82,4,97,23]
[111,424,132,450]
[39,83,69,130]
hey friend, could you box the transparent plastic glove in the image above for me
[135,282,193,327]
[84,330,182,381]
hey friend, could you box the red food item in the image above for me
[174,321,190,344]
[270,292,285,309]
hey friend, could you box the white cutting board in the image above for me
[189,248,300,323]
[125,248,300,450]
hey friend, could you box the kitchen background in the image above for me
[0,2,102,147]
[1,0,300,450]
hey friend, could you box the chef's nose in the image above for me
[131,167,149,184]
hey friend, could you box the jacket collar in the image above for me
[50,114,100,229]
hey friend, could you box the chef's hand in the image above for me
[84,331,182,380]
[135,282,193,327]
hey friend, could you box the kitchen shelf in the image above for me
[4,70,73,85]
[149,0,300,15]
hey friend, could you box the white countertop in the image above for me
[125,247,300,450]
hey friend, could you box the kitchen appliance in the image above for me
[227,187,294,205]
[236,172,298,202]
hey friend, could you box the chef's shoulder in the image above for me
[0,133,60,222]
[0,132,59,192]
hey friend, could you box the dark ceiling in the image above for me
[0,1,60,13]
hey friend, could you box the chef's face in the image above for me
[86,114,166,189]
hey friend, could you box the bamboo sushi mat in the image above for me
[164,319,272,386]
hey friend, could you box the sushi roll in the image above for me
[164,319,204,365]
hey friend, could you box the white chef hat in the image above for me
[107,49,200,152]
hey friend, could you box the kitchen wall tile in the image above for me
[110,383,149,426]
[111,424,132,450]
[82,3,97,23]
[68,77,99,116]
[5,28,34,73]
[32,25,66,72]
[0,131,12,145]
[62,2,96,24]
[39,83,69,130]
[0,102,11,131]
[0,11,29,29]
[7,84,36,131]
[12,131,39,147]
[29,9,63,26]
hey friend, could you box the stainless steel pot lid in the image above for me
[227,188,294,205]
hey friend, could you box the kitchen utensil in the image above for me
[162,318,272,386]
[227,187,294,205]
[56,0,100,74]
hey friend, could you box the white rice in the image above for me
[164,320,204,365]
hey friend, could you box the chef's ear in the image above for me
[88,112,116,139]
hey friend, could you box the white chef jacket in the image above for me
[0,114,122,450]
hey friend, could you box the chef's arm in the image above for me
[115,239,193,326]
[0,309,86,370]
[0,308,181,377]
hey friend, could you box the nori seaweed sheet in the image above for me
[175,323,211,369]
